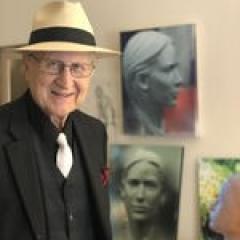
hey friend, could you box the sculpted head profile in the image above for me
[122,30,183,135]
[123,30,182,109]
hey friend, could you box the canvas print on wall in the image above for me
[0,47,26,104]
[121,24,198,137]
[109,144,183,240]
[199,158,240,240]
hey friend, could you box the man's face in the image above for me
[24,51,95,122]
[148,42,182,107]
[121,161,162,222]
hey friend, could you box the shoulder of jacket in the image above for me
[74,110,105,128]
[0,101,14,129]
[0,96,26,131]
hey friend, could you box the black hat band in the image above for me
[29,27,96,46]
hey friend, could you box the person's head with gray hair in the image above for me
[123,31,171,88]
[120,147,166,223]
[122,30,183,135]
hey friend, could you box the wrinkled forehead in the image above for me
[25,51,97,63]
[122,149,164,179]
[122,159,164,185]
[125,162,161,182]
[123,148,163,167]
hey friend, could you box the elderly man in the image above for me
[119,147,175,240]
[0,1,118,240]
[122,31,183,136]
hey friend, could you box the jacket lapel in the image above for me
[5,95,46,238]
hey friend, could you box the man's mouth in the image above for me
[51,90,74,98]
[132,206,148,212]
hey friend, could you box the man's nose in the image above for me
[136,184,145,200]
[57,67,73,87]
[174,69,183,87]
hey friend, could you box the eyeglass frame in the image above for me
[28,53,96,78]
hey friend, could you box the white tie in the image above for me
[56,132,73,178]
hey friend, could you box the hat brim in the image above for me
[16,41,120,57]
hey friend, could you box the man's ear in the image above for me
[22,54,33,83]
[135,72,149,91]
[22,54,30,72]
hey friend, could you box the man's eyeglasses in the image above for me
[28,54,95,78]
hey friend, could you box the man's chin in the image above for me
[48,109,74,128]
[129,212,149,221]
[51,107,74,118]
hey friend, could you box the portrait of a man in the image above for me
[110,145,183,240]
[121,24,197,136]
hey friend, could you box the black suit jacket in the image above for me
[0,93,112,240]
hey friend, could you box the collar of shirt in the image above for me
[26,90,74,147]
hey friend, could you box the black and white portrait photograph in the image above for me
[121,24,197,136]
[109,144,183,240]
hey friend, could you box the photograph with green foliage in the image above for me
[199,158,240,240]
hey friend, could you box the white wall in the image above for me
[1,0,240,239]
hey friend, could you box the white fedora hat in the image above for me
[17,1,119,56]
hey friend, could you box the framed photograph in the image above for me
[120,24,198,137]
[199,158,240,240]
[109,144,183,240]
[0,46,27,104]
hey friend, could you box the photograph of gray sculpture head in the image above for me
[121,24,197,136]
